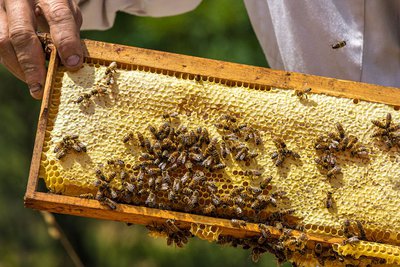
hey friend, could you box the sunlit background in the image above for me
[0,1,294,266]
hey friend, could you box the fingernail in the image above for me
[66,55,80,67]
[29,83,43,99]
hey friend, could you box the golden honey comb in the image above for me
[36,55,400,266]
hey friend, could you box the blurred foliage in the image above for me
[0,0,294,266]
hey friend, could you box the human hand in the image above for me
[0,0,83,99]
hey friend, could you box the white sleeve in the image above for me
[76,0,203,30]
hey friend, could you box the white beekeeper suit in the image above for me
[76,0,400,88]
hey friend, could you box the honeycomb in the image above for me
[190,223,222,242]
[38,59,400,265]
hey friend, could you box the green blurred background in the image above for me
[0,1,293,266]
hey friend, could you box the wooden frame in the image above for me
[25,34,400,248]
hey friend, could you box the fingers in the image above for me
[39,0,83,70]
[5,0,46,99]
[0,4,25,81]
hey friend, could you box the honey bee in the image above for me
[199,127,210,144]
[205,181,218,193]
[145,191,156,208]
[273,137,286,149]
[123,182,135,193]
[56,150,67,160]
[221,114,237,123]
[233,195,245,206]
[342,236,360,246]
[123,132,134,143]
[137,132,145,147]
[294,88,312,99]
[231,186,244,196]
[187,191,199,210]
[168,190,176,201]
[104,62,117,85]
[148,125,158,139]
[95,169,107,181]
[162,112,179,120]
[79,193,94,199]
[167,151,179,163]
[211,163,226,171]
[233,205,243,216]
[343,219,352,238]
[260,176,272,189]
[172,179,181,193]
[247,186,262,196]
[180,171,192,185]
[244,169,263,177]
[211,195,220,206]
[188,152,203,162]
[202,156,213,169]
[101,197,117,210]
[107,159,125,167]
[356,220,366,240]
[335,122,345,139]
[327,165,341,178]
[231,219,247,228]
[165,219,181,233]
[326,191,333,209]
[203,204,216,214]
[331,40,346,49]
[177,151,187,165]
[219,141,230,158]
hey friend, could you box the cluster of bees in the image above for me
[271,137,301,166]
[371,113,400,149]
[314,122,368,179]
[74,61,117,104]
[214,114,261,162]
[146,219,193,248]
[53,134,86,160]
[90,113,282,222]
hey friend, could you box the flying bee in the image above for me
[231,219,247,228]
[294,88,312,99]
[326,191,334,209]
[331,40,346,49]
